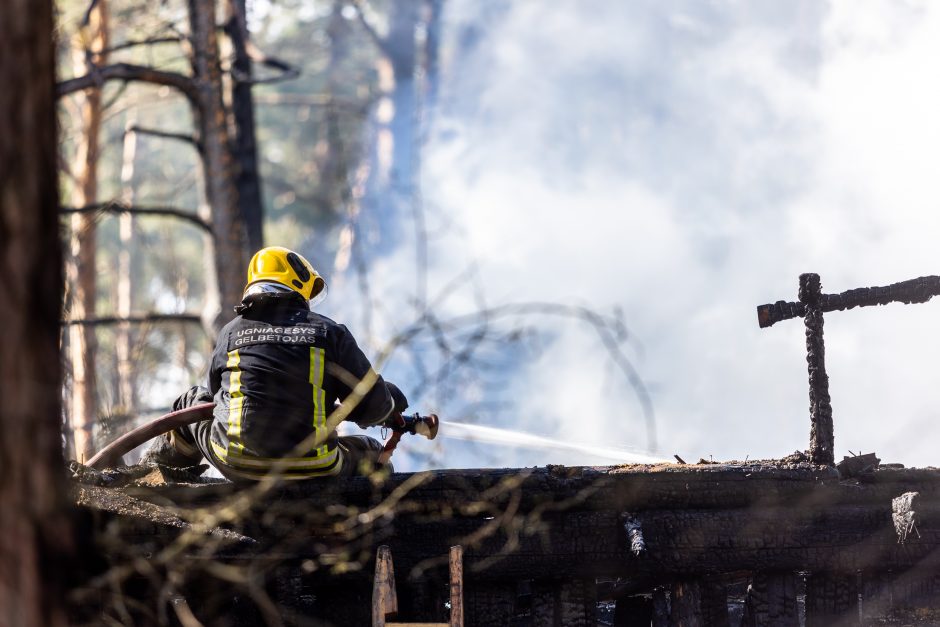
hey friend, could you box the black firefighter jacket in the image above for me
[203,294,394,478]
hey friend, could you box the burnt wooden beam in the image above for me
[74,465,940,606]
[669,580,703,626]
[613,595,652,626]
[804,572,859,627]
[757,274,940,328]
[375,503,940,582]
[652,588,669,627]
[800,274,835,466]
[860,567,940,622]
[463,582,515,627]
[742,572,798,627]
[123,463,845,514]
[699,581,730,627]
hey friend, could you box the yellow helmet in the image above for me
[245,246,326,300]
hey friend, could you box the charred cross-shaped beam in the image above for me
[757,273,940,466]
[757,275,940,328]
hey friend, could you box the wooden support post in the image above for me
[528,579,595,627]
[317,583,373,626]
[652,587,670,627]
[860,570,892,623]
[700,581,730,627]
[614,595,653,626]
[374,545,399,626]
[557,578,596,627]
[742,572,798,627]
[449,546,463,627]
[670,580,703,627]
[530,581,555,626]
[464,582,516,627]
[805,572,858,627]
[861,569,940,623]
[800,273,835,465]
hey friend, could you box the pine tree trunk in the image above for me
[225,0,264,253]
[0,0,74,624]
[65,0,109,461]
[116,122,137,417]
[189,0,247,330]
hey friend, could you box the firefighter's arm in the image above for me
[330,325,399,427]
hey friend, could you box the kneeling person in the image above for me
[146,246,406,480]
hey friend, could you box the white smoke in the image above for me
[331,0,940,470]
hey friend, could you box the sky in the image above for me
[336,0,940,470]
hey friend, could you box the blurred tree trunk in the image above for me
[189,0,248,330]
[324,0,354,216]
[116,122,138,417]
[364,0,420,242]
[350,0,442,320]
[65,0,109,462]
[225,0,265,253]
[0,0,74,623]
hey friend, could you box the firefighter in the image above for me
[143,246,407,480]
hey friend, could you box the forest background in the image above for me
[58,0,940,474]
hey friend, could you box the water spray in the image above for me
[440,420,671,465]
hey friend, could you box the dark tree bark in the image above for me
[65,0,109,461]
[0,0,73,623]
[189,0,248,329]
[225,0,265,252]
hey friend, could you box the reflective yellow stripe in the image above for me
[210,440,342,474]
[309,347,328,456]
[226,350,245,454]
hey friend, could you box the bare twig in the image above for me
[61,202,211,233]
[58,62,197,100]
[128,125,202,151]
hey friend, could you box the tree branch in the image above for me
[349,0,392,57]
[230,54,300,86]
[101,36,183,55]
[61,313,203,327]
[57,63,197,101]
[61,202,211,233]
[128,125,202,152]
[224,1,300,86]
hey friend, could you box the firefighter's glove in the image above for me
[172,385,213,411]
[386,382,409,414]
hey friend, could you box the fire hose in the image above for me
[85,403,439,471]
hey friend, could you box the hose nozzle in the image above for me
[414,413,439,440]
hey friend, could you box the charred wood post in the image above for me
[557,578,596,627]
[613,595,653,627]
[804,572,859,627]
[669,579,703,627]
[529,581,555,626]
[528,579,595,627]
[759,274,940,463]
[652,587,670,627]
[742,572,798,627]
[861,569,940,622]
[799,273,835,466]
[700,581,730,627]
[464,582,515,627]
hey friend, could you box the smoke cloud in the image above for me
[332,0,940,470]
